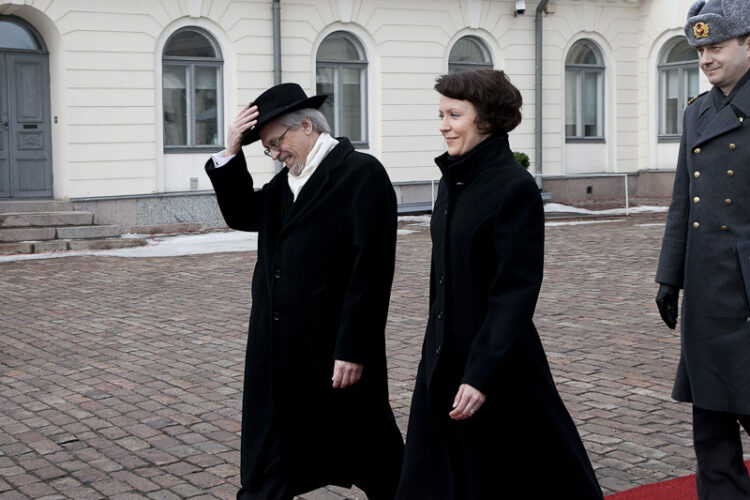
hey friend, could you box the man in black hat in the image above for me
[205,83,403,499]
[655,0,750,497]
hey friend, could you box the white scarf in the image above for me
[287,133,339,202]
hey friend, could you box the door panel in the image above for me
[9,53,52,197]
[0,54,9,198]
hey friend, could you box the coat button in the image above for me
[721,225,729,231]
[727,170,734,177]
[435,345,441,355]
[693,147,701,154]
[273,311,280,321]
[444,209,448,216]
[693,196,700,204]
[740,117,745,123]
[437,311,443,320]
[274,269,282,279]
[694,171,701,178]
[693,222,700,229]
[439,275,445,286]
[729,143,737,150]
[725,198,733,205]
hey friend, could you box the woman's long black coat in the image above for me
[205,139,403,497]
[397,134,602,499]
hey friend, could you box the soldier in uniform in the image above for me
[655,0,750,498]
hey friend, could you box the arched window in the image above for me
[448,36,493,73]
[565,40,605,139]
[162,27,223,150]
[658,37,699,138]
[316,32,368,146]
[0,16,44,51]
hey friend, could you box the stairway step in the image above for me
[0,227,56,242]
[0,242,33,255]
[0,211,94,228]
[0,200,74,213]
[56,225,120,240]
[67,238,148,251]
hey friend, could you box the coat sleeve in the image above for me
[333,166,398,364]
[204,151,264,232]
[655,130,689,288]
[461,175,545,395]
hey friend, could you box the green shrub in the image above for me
[514,151,530,170]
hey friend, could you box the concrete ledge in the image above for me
[56,225,121,240]
[33,240,69,253]
[121,222,207,235]
[0,227,56,242]
[67,238,148,251]
[0,242,33,255]
[0,211,94,228]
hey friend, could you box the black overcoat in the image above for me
[205,138,404,496]
[656,78,750,414]
[396,134,602,499]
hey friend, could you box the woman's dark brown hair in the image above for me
[435,69,522,134]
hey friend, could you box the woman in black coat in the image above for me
[396,69,603,499]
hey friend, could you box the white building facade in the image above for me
[0,0,706,224]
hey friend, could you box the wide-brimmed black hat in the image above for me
[241,82,327,145]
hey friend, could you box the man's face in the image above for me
[259,118,312,176]
[697,37,750,94]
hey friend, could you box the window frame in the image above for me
[565,40,606,143]
[0,15,47,54]
[657,37,699,142]
[448,35,494,74]
[162,27,224,153]
[316,31,369,148]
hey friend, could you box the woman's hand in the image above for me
[449,383,486,420]
[224,104,259,157]
[332,360,363,389]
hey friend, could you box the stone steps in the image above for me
[0,199,148,256]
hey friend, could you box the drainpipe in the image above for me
[273,0,281,85]
[535,0,550,189]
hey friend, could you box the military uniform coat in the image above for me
[396,134,602,499]
[656,77,750,415]
[205,138,404,497]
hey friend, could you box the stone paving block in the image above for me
[3,213,750,498]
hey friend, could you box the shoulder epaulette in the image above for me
[688,91,708,105]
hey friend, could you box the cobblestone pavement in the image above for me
[2,212,749,499]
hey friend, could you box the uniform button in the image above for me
[727,170,734,177]
[729,143,737,150]
[274,269,281,279]
[437,311,443,320]
[693,147,701,154]
[444,209,448,215]
[439,275,445,286]
[693,196,700,204]
[725,198,733,205]
[435,345,441,355]
[273,311,280,321]
[694,171,701,178]
[456,181,465,186]
[721,225,729,231]
[693,222,700,229]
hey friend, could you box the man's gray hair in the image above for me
[278,108,332,135]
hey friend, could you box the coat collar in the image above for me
[693,75,750,147]
[435,133,514,185]
[279,137,354,234]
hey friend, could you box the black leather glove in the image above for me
[655,283,679,329]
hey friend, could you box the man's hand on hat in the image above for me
[225,104,259,157]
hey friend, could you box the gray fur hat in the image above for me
[684,0,750,47]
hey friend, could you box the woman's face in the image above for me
[438,95,490,156]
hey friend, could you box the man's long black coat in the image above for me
[205,138,403,496]
[396,134,602,499]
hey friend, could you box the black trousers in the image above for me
[693,406,750,500]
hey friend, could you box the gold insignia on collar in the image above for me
[694,22,709,39]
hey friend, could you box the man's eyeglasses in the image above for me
[263,127,292,157]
